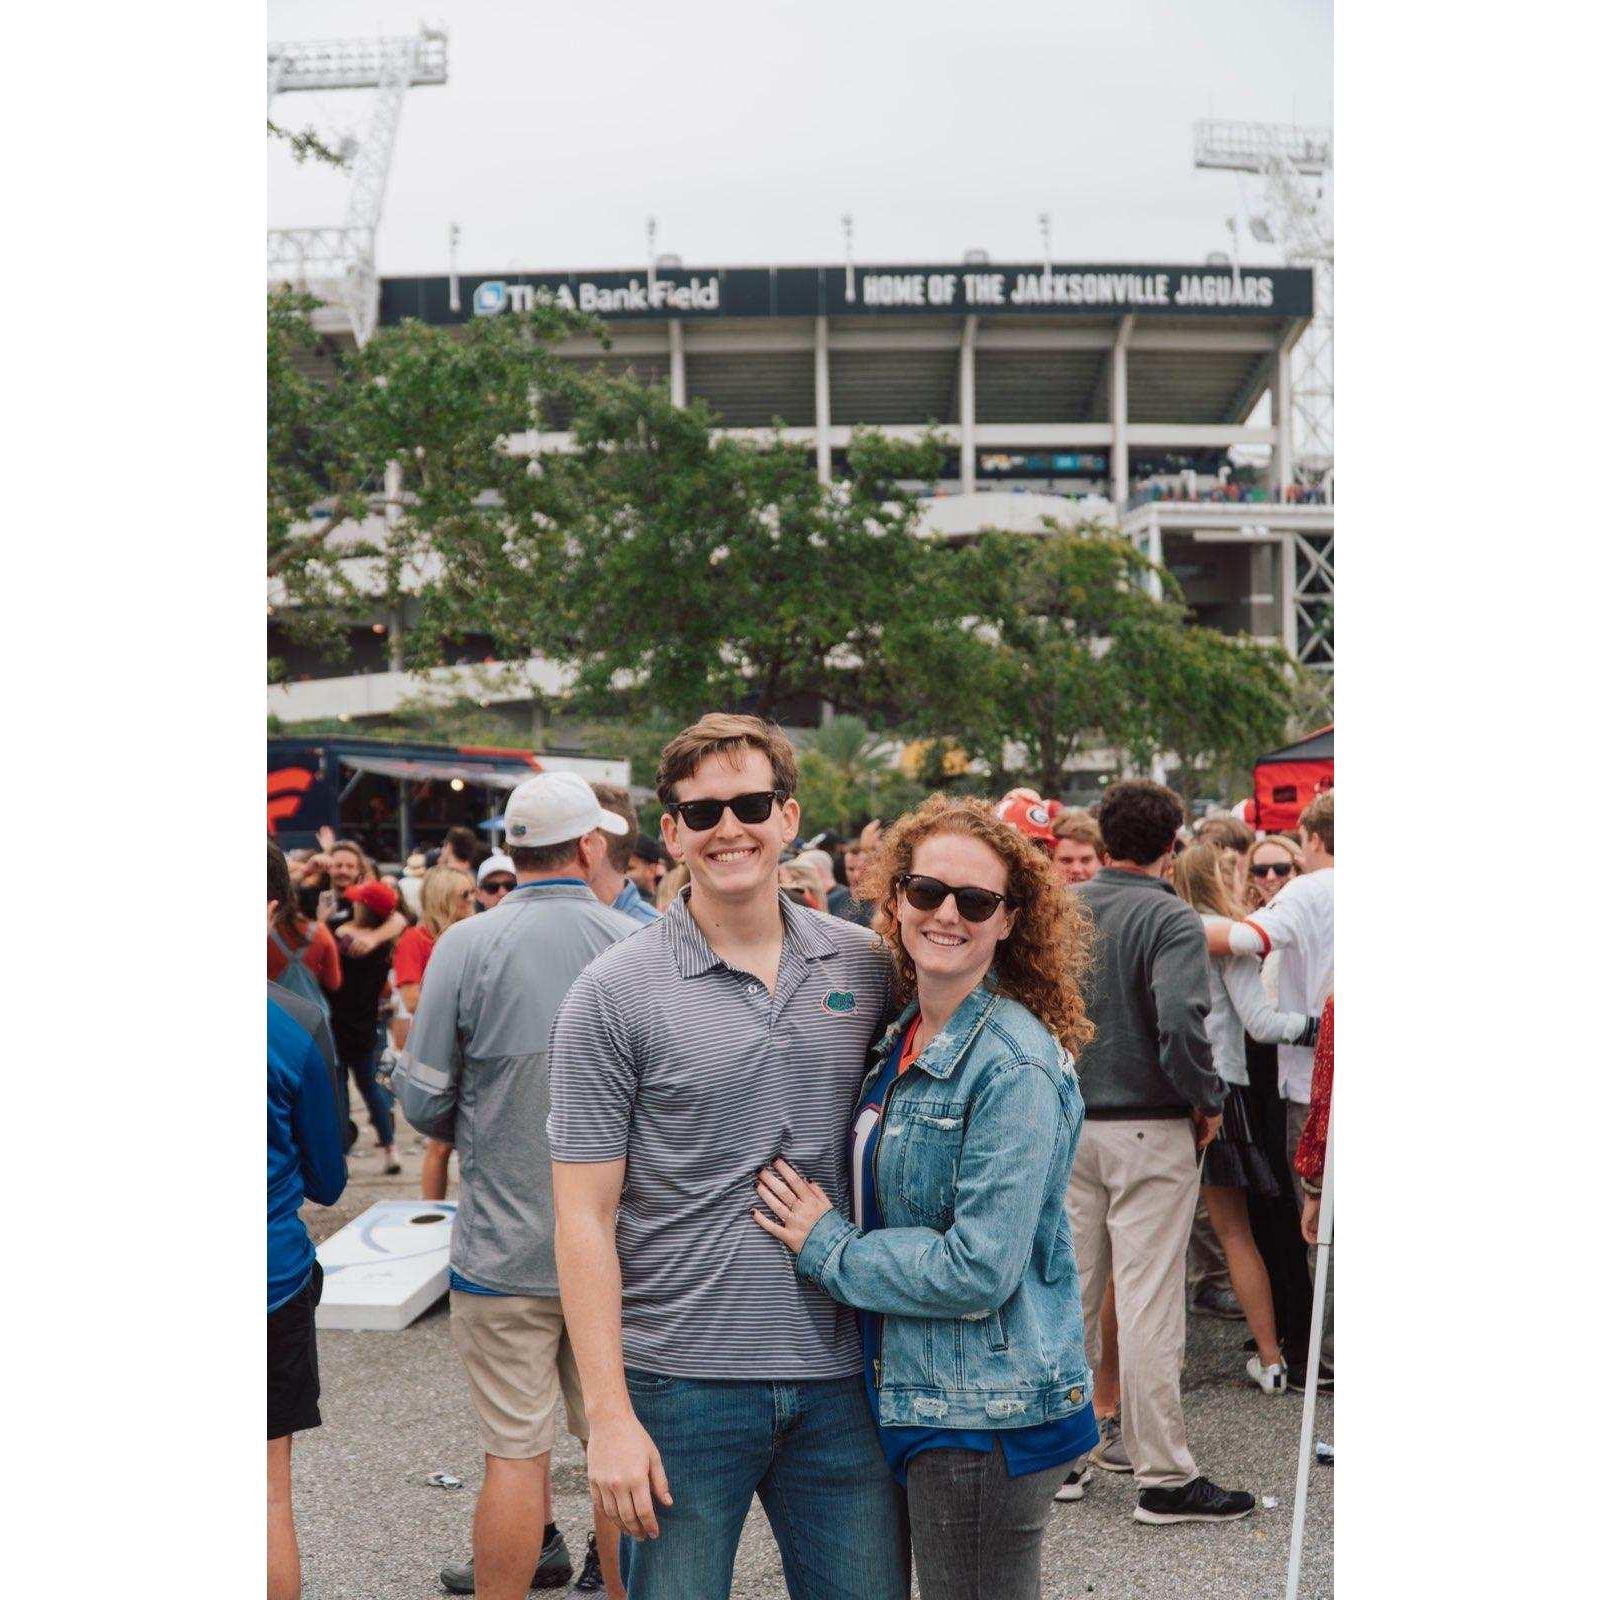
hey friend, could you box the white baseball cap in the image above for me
[476,852,516,885]
[501,772,629,850]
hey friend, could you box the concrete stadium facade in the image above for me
[269,259,1332,729]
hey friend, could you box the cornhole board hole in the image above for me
[315,1200,456,1331]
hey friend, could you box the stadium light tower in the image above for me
[1194,119,1333,481]
[267,26,449,345]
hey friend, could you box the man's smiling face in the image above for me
[660,745,800,906]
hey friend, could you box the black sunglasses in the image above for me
[480,878,516,894]
[897,873,1014,923]
[1250,862,1294,879]
[668,790,789,832]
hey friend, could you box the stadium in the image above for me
[271,255,1332,720]
[268,29,1334,815]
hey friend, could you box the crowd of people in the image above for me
[266,713,1334,1600]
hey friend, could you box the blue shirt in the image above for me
[612,878,663,926]
[853,1019,1098,1482]
[268,996,347,1312]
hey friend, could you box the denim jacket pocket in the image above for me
[896,1106,964,1224]
[982,1304,1009,1352]
[1042,1213,1076,1285]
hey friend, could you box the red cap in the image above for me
[993,796,1057,843]
[345,881,400,918]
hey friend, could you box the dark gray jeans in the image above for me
[905,1441,1063,1600]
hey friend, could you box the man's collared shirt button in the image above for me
[747,982,760,995]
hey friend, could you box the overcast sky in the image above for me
[267,0,1332,276]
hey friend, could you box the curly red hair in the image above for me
[861,794,1095,1057]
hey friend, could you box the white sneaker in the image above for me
[1246,1355,1288,1394]
[1054,1462,1092,1502]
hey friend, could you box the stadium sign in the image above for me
[382,263,1312,326]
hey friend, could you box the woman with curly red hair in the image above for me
[752,795,1097,1600]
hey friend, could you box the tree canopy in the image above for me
[268,293,1300,796]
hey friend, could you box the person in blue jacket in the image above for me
[268,970,347,1600]
[753,795,1097,1600]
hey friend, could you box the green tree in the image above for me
[793,720,932,835]
[803,716,893,798]
[881,522,1295,800]
[496,374,946,722]
[268,293,598,680]
[267,288,378,671]
[1110,620,1297,805]
[882,524,1185,795]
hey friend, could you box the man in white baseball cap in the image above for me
[502,771,630,851]
[475,852,518,913]
[396,767,636,1600]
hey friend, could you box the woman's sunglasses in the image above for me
[668,790,788,832]
[897,873,1014,923]
[480,878,516,895]
[1250,862,1294,879]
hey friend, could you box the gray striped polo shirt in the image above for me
[548,890,897,1380]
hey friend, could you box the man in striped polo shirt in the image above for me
[549,714,909,1600]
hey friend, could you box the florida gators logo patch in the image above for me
[822,990,857,1015]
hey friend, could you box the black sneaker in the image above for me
[1134,1476,1256,1525]
[1189,1284,1246,1320]
[572,1532,606,1593]
[1287,1358,1335,1393]
[439,1527,574,1594]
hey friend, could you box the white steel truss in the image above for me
[1194,120,1333,482]
[267,27,448,346]
[1290,530,1334,674]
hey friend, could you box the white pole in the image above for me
[1285,1096,1333,1600]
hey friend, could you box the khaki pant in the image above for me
[450,1292,588,1459]
[1069,1119,1201,1489]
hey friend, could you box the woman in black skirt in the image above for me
[1172,843,1320,1394]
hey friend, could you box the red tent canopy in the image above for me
[1253,724,1333,834]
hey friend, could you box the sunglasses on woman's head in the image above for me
[896,873,1014,923]
[1250,862,1293,879]
[668,790,788,832]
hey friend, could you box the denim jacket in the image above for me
[795,982,1091,1430]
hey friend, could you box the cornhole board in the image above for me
[315,1200,456,1331]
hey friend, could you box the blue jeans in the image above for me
[338,1041,394,1148]
[619,1369,909,1600]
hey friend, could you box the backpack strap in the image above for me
[269,925,308,968]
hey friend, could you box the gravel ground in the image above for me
[294,1121,1332,1599]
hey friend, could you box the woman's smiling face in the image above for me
[896,830,1016,989]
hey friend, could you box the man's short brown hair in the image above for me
[444,825,484,869]
[1194,815,1253,853]
[655,714,800,807]
[1098,780,1185,866]
[1049,810,1106,858]
[589,783,641,873]
[509,840,582,874]
[1299,791,1334,855]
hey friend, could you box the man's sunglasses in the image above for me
[668,790,789,832]
[1250,862,1294,879]
[480,878,516,894]
[897,873,1014,923]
